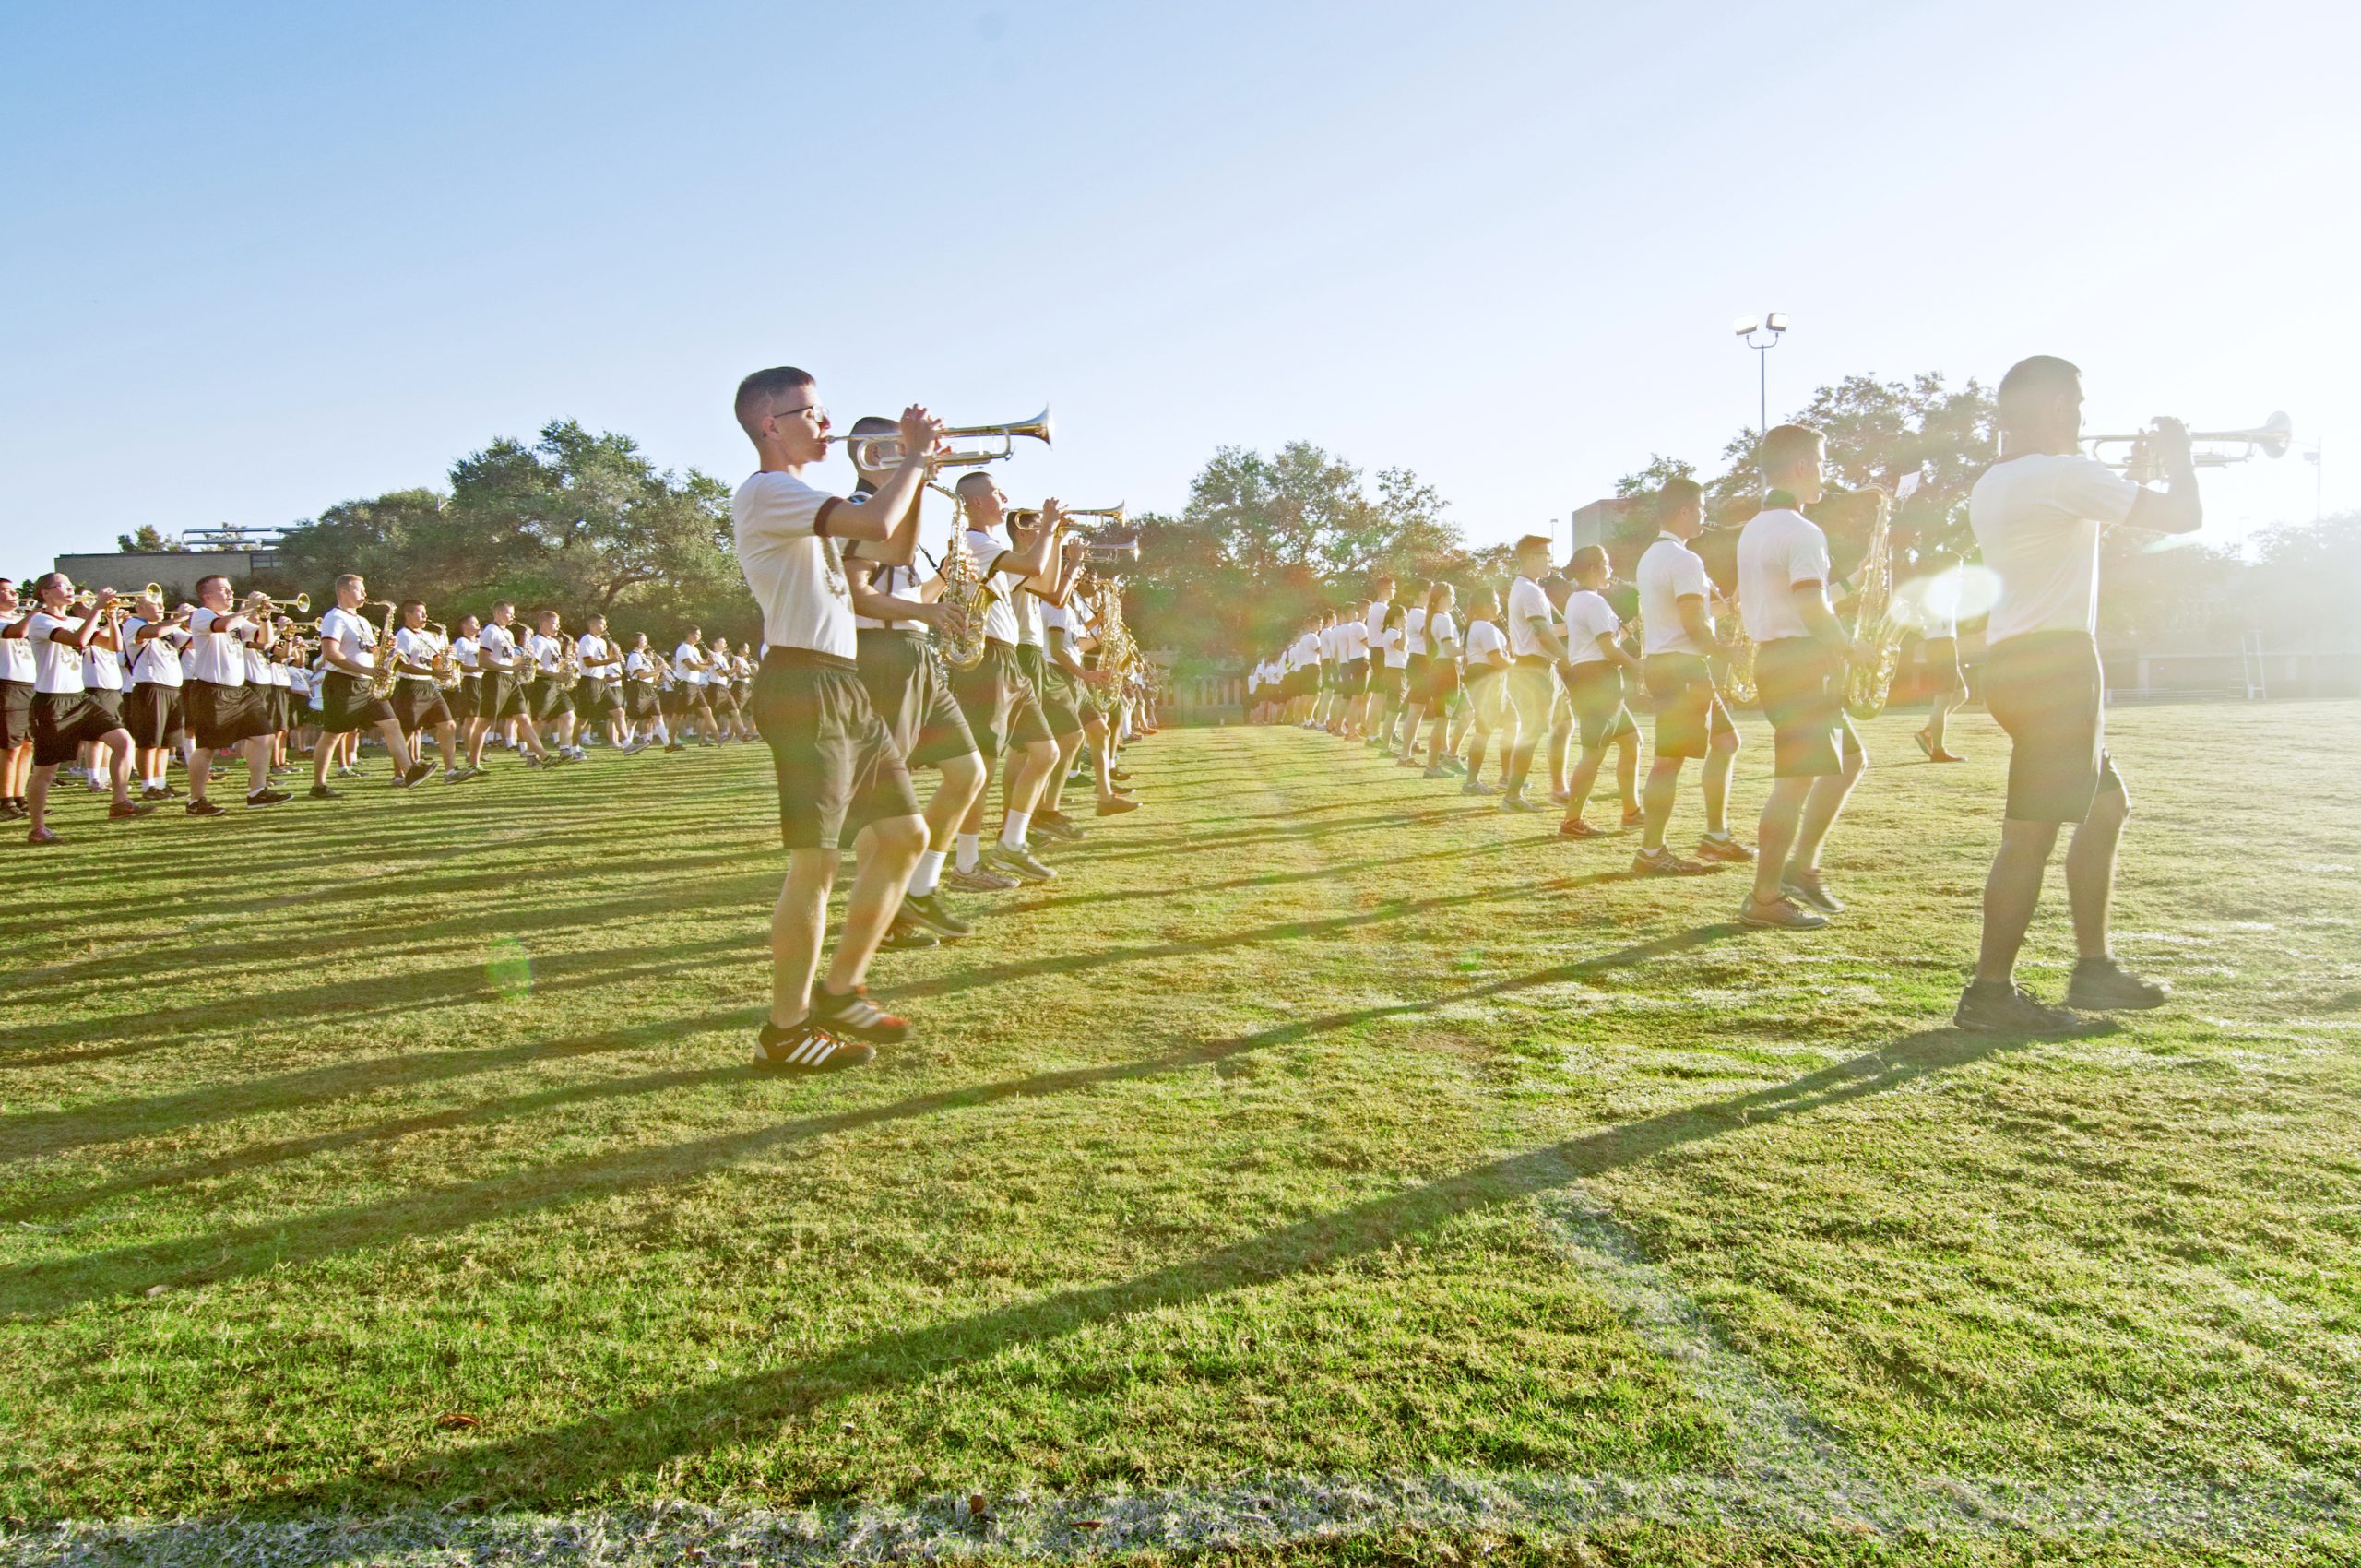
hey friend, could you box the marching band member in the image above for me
[449,613,483,745]
[575,614,629,750]
[182,575,283,814]
[1457,588,1510,795]
[468,601,548,771]
[1411,582,1459,773]
[1735,425,1865,930]
[621,632,664,752]
[1367,606,1403,736]
[311,575,434,799]
[730,366,935,1069]
[1357,573,1395,742]
[1006,510,1091,844]
[1633,479,1749,875]
[672,626,720,743]
[392,600,469,781]
[1043,568,1138,826]
[18,576,148,841]
[80,597,127,793]
[1913,550,1968,764]
[0,578,34,819]
[1334,598,1370,736]
[1500,534,1569,813]
[121,589,189,802]
[949,472,1065,886]
[1393,587,1430,757]
[1311,609,1342,733]
[528,610,584,763]
[1554,546,1644,838]
[1954,356,2194,1031]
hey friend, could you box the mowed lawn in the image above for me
[3,702,2358,1563]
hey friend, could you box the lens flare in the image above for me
[1894,564,2002,629]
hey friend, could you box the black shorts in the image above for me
[124,683,184,749]
[1560,659,1637,750]
[952,640,1052,762]
[575,678,623,718]
[1755,637,1863,779]
[624,679,658,719]
[481,670,526,723]
[185,679,267,750]
[710,683,743,719]
[1984,631,2121,824]
[752,647,919,850]
[1643,653,1736,761]
[264,687,289,732]
[321,671,397,734]
[1921,636,1966,696]
[88,687,125,725]
[1423,657,1460,704]
[30,691,123,767]
[857,627,979,769]
[0,679,30,751]
[449,674,482,724]
[1018,645,1084,739]
[525,676,572,722]
[390,680,452,732]
[1377,662,1408,702]
[1404,653,1430,700]
[1280,667,1314,701]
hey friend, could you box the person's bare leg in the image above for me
[26,765,55,834]
[236,735,269,796]
[929,752,984,849]
[374,718,415,772]
[1640,756,1683,851]
[1750,777,1815,904]
[1044,728,1084,814]
[106,729,134,804]
[433,720,459,771]
[1703,735,1737,837]
[1564,743,1606,822]
[1004,737,1057,821]
[188,746,214,803]
[1789,750,1866,876]
[1614,732,1640,815]
[2064,784,2129,960]
[1975,819,2062,984]
[824,814,926,993]
[770,849,836,1028]
[1547,719,1572,797]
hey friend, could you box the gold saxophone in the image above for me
[365,600,403,700]
[937,522,991,671]
[1842,489,1904,719]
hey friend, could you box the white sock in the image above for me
[910,849,945,897]
[1702,828,1732,842]
[956,833,981,873]
[999,810,1030,849]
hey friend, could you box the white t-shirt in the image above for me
[26,612,85,694]
[848,546,928,634]
[1333,618,1368,661]
[1737,507,1833,645]
[242,644,270,685]
[0,612,34,684]
[184,607,253,685]
[1364,599,1392,642]
[318,606,377,673]
[126,618,187,688]
[1561,589,1621,667]
[1404,605,1429,656]
[1012,583,1045,648]
[1426,610,1458,653]
[625,648,653,679]
[1289,631,1322,670]
[1465,619,1507,669]
[453,635,481,672]
[732,468,857,661]
[395,625,441,681]
[1637,536,1714,659]
[673,642,707,684]
[575,633,613,676]
[87,639,124,691]
[1317,624,1340,661]
[478,622,519,672]
[1970,453,2142,645]
[1506,576,1554,659]
[527,632,564,675]
[961,527,1025,647]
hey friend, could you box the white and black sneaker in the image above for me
[754,1020,874,1073]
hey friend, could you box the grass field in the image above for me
[4,701,2359,1565]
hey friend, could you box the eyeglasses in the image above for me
[774,404,827,425]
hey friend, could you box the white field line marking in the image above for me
[7,1467,2354,1566]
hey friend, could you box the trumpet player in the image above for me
[449,613,483,742]
[1044,565,1139,826]
[183,575,283,814]
[841,416,989,940]
[393,600,469,781]
[575,613,630,749]
[121,588,191,802]
[1736,425,1866,931]
[467,602,549,772]
[311,575,433,799]
[0,577,34,820]
[18,576,148,841]
[1953,356,2195,1033]
[528,609,585,763]
[621,633,667,753]
[951,472,1065,886]
[1633,478,1749,875]
[730,368,937,1070]
[670,626,718,744]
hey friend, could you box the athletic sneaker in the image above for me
[1548,788,1572,804]
[1782,872,1845,915]
[139,786,173,803]
[1423,765,1451,778]
[1620,806,1646,827]
[522,754,543,769]
[986,843,1058,883]
[245,788,291,808]
[810,983,911,1044]
[108,800,156,820]
[943,864,1019,893]
[1953,980,2082,1034]
[2063,957,2171,1011]
[1631,847,1712,877]
[308,784,342,801]
[185,800,227,817]
[878,916,939,951]
[26,826,58,846]
[1032,812,1086,843]
[900,891,973,939]
[754,1020,874,1073]
[1499,795,1543,814]
[397,760,437,788]
[456,766,487,783]
[1558,817,1605,838]
[1096,794,1140,817]
[1461,779,1499,797]
[1693,835,1755,864]
[1739,893,1826,930]
[664,742,686,754]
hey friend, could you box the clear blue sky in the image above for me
[4,0,2352,574]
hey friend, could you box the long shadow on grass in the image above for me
[0,922,1742,1317]
[250,1015,2040,1514]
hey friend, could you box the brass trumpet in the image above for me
[142,581,164,600]
[836,408,1053,471]
[2086,412,2292,482]
[250,591,311,616]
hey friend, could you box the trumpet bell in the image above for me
[840,407,1053,471]
[142,581,164,600]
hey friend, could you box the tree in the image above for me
[115,524,187,552]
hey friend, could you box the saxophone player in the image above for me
[840,414,990,940]
[392,600,468,782]
[312,575,433,799]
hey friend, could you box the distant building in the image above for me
[1570,496,1641,553]
[47,548,286,600]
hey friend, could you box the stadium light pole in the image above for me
[1733,313,1788,435]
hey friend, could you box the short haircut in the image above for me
[196,574,230,598]
[458,613,480,628]
[734,366,815,440]
[587,612,606,624]
[1514,533,1551,557]
[1658,477,1704,513]
[1571,545,1610,576]
[492,599,514,612]
[399,599,424,614]
[335,573,363,594]
[848,414,895,436]
[537,608,559,624]
[955,470,995,497]
[1371,571,1396,587]
[1759,423,1824,475]
[1997,355,2082,428]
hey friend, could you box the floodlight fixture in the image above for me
[1765,312,1789,333]
[1732,315,1761,337]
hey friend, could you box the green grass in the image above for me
[3,703,2358,1564]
